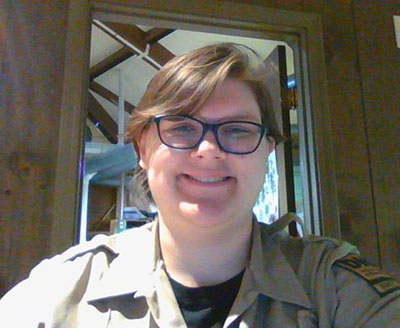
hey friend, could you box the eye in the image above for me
[170,123,196,133]
[162,121,200,136]
[220,124,258,137]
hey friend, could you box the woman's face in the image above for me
[138,78,273,230]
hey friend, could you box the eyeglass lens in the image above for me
[157,116,263,154]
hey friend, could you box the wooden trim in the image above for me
[302,15,341,238]
[57,0,340,248]
[92,0,313,37]
[51,0,92,254]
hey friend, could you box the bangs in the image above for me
[135,43,268,121]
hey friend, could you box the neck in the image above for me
[158,214,252,287]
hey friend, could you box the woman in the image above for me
[1,43,399,327]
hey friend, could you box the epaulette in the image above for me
[335,254,400,297]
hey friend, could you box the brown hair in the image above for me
[126,42,283,203]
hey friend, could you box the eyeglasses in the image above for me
[153,115,267,155]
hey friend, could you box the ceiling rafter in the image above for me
[144,27,175,44]
[87,92,118,144]
[88,22,174,143]
[89,81,135,114]
[97,21,175,68]
[91,22,175,77]
[90,47,137,80]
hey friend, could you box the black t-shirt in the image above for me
[168,270,245,328]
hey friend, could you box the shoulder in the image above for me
[257,220,400,326]
[333,254,400,297]
[0,222,155,325]
[0,226,151,327]
[331,254,400,326]
[28,221,154,271]
[1,222,155,300]
[61,221,154,261]
[258,220,359,270]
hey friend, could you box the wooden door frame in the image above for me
[53,0,340,253]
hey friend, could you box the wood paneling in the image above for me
[320,1,380,265]
[352,0,400,276]
[0,1,69,296]
[314,0,379,263]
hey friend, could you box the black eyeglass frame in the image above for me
[153,114,268,155]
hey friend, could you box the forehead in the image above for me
[194,78,261,122]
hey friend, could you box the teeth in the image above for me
[187,175,228,183]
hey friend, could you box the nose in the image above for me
[191,130,227,160]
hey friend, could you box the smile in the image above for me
[184,174,230,183]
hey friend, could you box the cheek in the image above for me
[146,149,169,181]
[245,145,269,188]
[235,153,268,180]
[145,147,180,190]
[254,158,269,191]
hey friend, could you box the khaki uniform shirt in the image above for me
[1,218,400,327]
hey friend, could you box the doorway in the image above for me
[53,0,340,252]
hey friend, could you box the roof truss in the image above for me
[88,22,175,142]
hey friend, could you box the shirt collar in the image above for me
[87,218,311,310]
[246,220,311,309]
[86,221,159,302]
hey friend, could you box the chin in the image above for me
[177,201,241,228]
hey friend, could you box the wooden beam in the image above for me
[89,81,135,114]
[147,42,175,67]
[99,21,146,50]
[144,27,174,44]
[101,22,175,67]
[90,47,136,80]
[87,92,118,144]
[93,21,160,69]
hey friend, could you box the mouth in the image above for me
[182,174,232,185]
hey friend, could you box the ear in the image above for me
[137,130,149,170]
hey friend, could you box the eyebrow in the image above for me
[194,113,262,123]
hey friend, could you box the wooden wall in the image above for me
[1,0,399,295]
[277,0,400,276]
[352,1,400,275]
[0,2,69,296]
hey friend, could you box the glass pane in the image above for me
[253,150,279,224]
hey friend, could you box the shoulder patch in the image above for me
[336,254,400,297]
